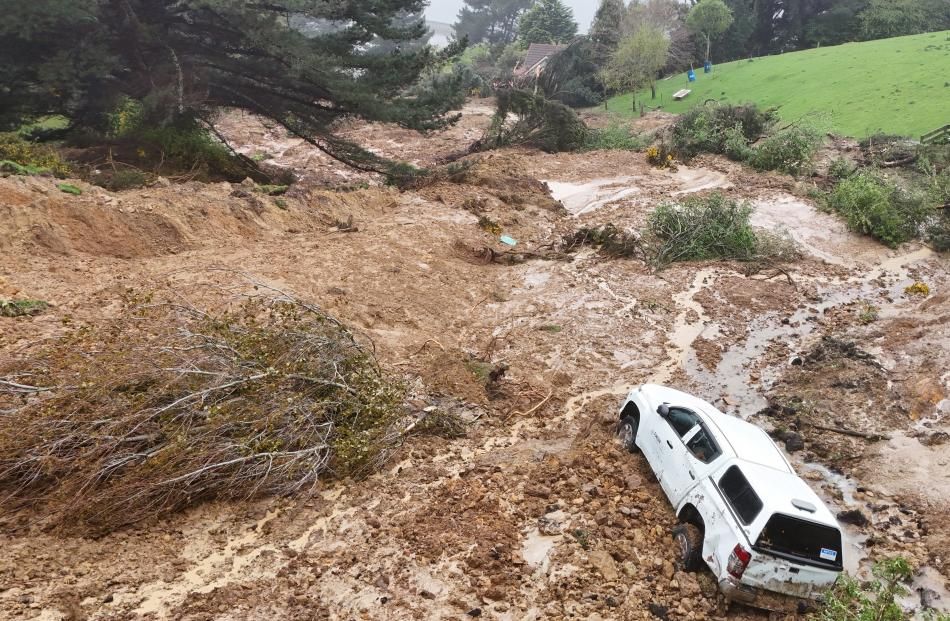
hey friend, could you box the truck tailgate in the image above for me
[742,553,840,600]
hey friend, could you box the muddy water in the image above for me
[545,178,640,217]
[545,166,731,217]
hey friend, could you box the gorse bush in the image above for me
[823,171,932,247]
[750,125,824,176]
[646,193,798,266]
[0,133,70,177]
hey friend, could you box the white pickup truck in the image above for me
[616,384,844,611]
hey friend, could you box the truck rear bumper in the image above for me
[719,578,820,614]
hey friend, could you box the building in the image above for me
[514,43,568,79]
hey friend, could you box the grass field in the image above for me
[603,31,950,139]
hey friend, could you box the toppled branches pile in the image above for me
[562,224,645,259]
[0,291,406,533]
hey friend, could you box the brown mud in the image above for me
[1,104,948,620]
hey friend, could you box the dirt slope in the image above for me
[1,104,948,620]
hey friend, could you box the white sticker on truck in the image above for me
[820,548,838,562]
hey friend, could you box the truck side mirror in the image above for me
[658,404,670,418]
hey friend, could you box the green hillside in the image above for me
[604,31,950,139]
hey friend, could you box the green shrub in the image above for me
[816,558,913,621]
[824,171,932,247]
[723,124,754,162]
[750,125,824,176]
[0,133,70,177]
[584,125,648,151]
[669,104,776,160]
[917,142,950,175]
[0,299,49,317]
[828,158,857,181]
[91,169,150,191]
[646,193,796,266]
[57,183,82,195]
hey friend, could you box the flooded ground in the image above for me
[1,103,948,620]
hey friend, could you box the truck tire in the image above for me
[673,523,704,572]
[617,416,639,453]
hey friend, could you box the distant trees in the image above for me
[0,0,465,179]
[686,0,734,63]
[860,0,928,40]
[518,0,578,45]
[454,0,533,45]
[603,26,670,103]
[590,0,625,61]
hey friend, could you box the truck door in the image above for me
[649,407,704,504]
[667,423,724,505]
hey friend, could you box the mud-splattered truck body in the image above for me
[616,384,844,611]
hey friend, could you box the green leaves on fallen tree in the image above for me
[480,89,590,153]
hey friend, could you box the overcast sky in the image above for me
[425,1,597,33]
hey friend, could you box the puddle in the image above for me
[670,168,732,196]
[545,177,639,216]
[750,195,883,267]
[522,528,561,574]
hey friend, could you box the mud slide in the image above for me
[1,105,948,620]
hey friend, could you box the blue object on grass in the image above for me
[704,61,712,73]
[687,70,696,82]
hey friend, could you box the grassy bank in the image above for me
[602,31,950,139]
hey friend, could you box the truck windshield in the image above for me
[755,514,843,570]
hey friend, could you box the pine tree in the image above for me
[518,0,578,46]
[0,1,465,180]
[454,0,533,45]
[590,0,625,62]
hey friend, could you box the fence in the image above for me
[921,124,950,145]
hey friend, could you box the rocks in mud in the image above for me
[784,432,806,453]
[538,510,567,536]
[588,550,620,581]
[918,431,950,447]
[648,602,670,620]
[837,509,870,527]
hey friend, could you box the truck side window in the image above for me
[685,425,722,464]
[666,407,700,437]
[718,466,763,524]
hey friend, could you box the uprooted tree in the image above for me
[0,1,466,183]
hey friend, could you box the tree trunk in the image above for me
[706,34,711,64]
[651,83,656,100]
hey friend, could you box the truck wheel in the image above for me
[617,416,639,453]
[673,523,704,572]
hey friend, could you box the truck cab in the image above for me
[617,384,843,610]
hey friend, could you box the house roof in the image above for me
[517,43,567,76]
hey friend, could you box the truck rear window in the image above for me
[718,465,763,525]
[755,514,843,569]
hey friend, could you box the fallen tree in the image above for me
[0,286,410,533]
